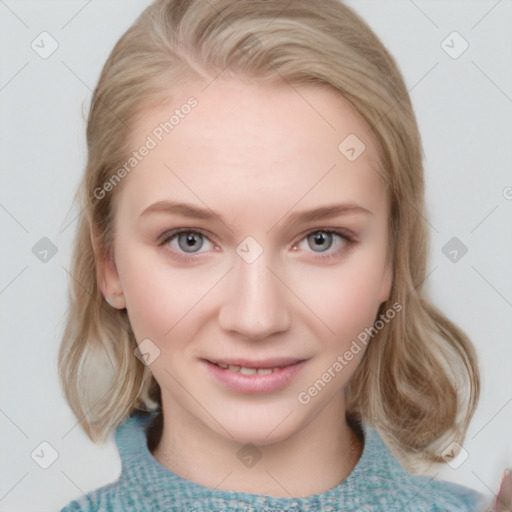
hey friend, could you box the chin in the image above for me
[207,406,305,447]
[227,424,295,447]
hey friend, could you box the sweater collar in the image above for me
[115,409,405,497]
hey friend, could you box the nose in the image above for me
[218,254,291,341]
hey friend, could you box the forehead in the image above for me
[117,79,387,224]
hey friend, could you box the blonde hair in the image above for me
[58,0,480,468]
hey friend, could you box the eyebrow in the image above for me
[139,200,373,229]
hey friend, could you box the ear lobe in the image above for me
[89,223,126,309]
[379,260,393,304]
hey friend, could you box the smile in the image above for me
[202,358,308,394]
[214,363,284,375]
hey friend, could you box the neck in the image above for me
[151,396,363,498]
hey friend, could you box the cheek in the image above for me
[292,250,387,344]
[115,246,220,341]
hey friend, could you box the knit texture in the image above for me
[60,411,488,511]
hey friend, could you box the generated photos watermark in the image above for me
[297,301,403,405]
[93,96,198,201]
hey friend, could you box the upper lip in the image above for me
[204,357,307,369]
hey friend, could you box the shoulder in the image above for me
[59,462,150,511]
[59,481,122,512]
[354,425,489,511]
[387,472,488,511]
[59,410,160,511]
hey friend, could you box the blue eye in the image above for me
[306,231,334,252]
[294,229,356,260]
[160,229,215,257]
[158,227,356,263]
[176,231,204,253]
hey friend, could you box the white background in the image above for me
[0,1,511,510]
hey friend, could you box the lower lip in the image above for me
[202,360,306,394]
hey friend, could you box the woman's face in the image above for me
[100,78,392,445]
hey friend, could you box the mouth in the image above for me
[207,357,304,372]
[213,363,281,375]
[201,357,308,394]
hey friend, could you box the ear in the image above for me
[89,223,126,309]
[378,254,393,304]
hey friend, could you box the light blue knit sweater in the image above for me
[60,411,488,511]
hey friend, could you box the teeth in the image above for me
[216,363,280,374]
[239,367,257,375]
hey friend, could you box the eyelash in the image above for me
[157,228,357,263]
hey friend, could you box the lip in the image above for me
[201,358,307,394]
[206,357,305,369]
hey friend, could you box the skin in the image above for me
[97,77,392,497]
